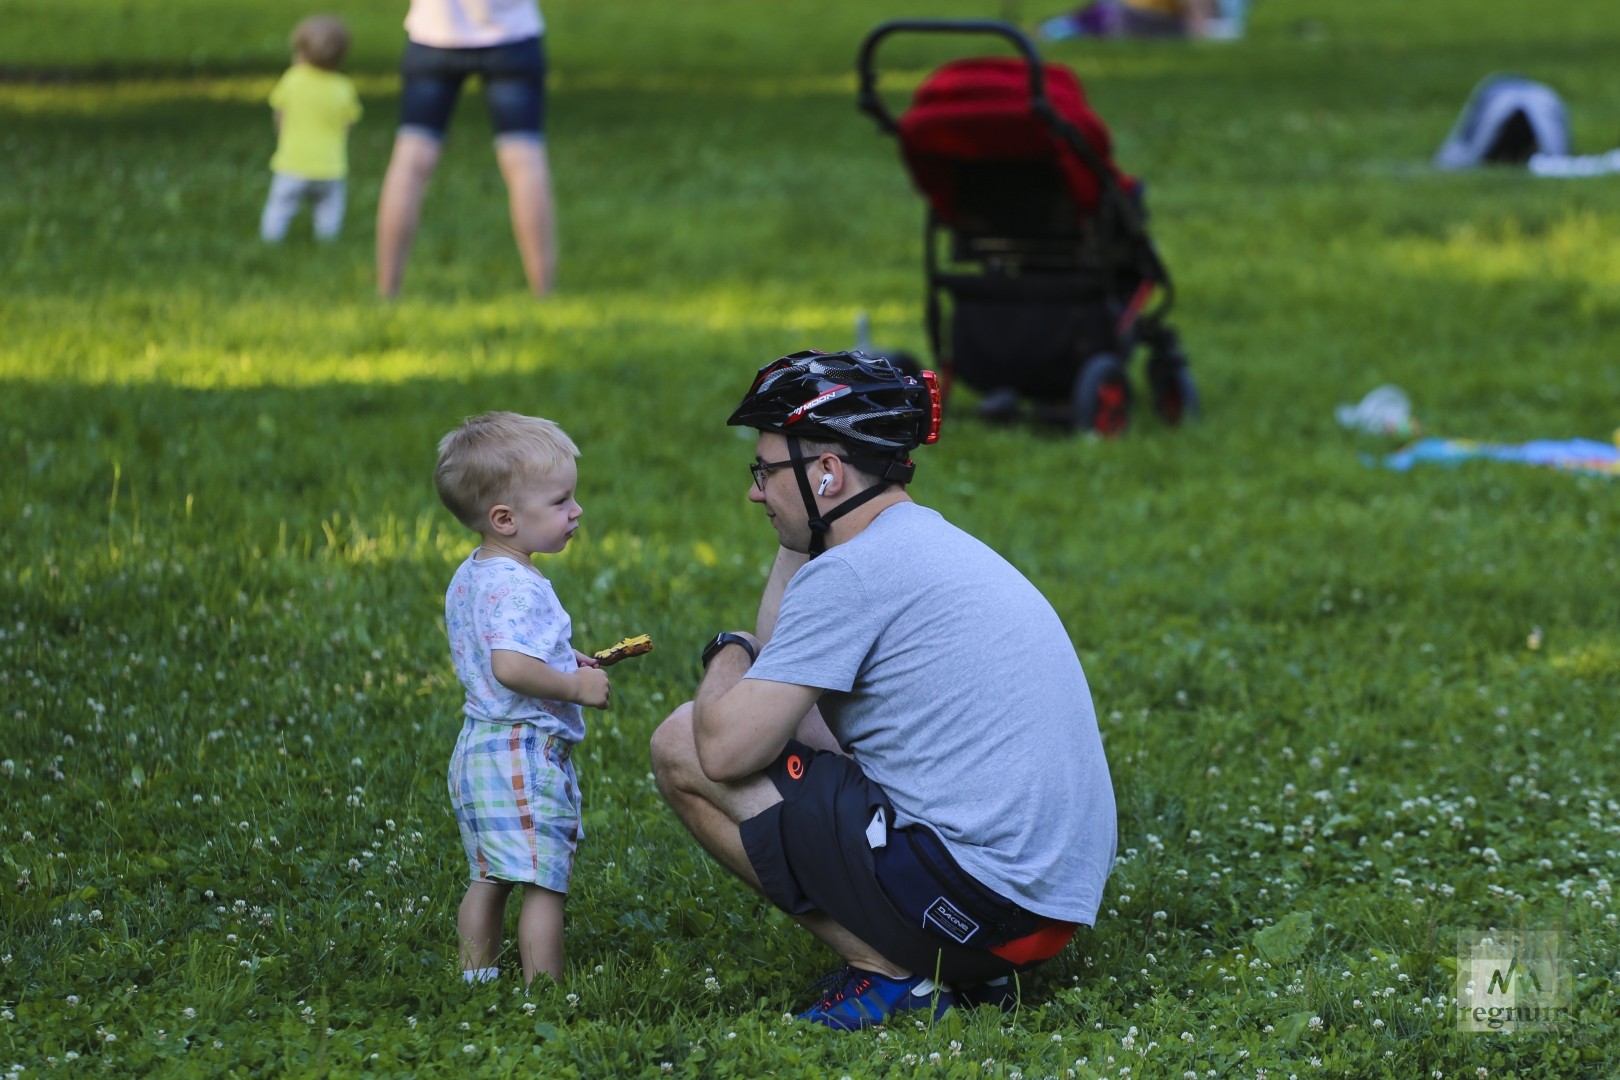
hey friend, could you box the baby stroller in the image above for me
[856,19,1197,433]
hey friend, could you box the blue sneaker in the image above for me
[796,967,956,1030]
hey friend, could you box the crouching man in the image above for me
[650,350,1117,1029]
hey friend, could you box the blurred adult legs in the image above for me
[376,131,556,298]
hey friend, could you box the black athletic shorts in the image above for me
[739,740,1075,985]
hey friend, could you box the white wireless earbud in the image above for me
[818,474,833,495]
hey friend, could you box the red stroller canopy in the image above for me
[897,56,1133,227]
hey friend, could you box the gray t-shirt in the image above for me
[748,501,1116,924]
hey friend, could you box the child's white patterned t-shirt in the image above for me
[444,552,585,740]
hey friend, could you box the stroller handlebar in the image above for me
[856,19,1049,135]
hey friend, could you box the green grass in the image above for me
[4,0,1620,1076]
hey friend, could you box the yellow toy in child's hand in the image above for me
[593,635,653,666]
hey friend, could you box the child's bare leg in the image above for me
[516,884,565,984]
[458,879,513,974]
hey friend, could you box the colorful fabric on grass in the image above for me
[1382,436,1620,477]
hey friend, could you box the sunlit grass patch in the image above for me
[0,290,918,387]
[1383,209,1620,289]
[0,74,401,116]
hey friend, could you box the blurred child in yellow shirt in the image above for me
[260,15,363,242]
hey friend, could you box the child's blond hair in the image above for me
[435,412,580,532]
[292,14,351,71]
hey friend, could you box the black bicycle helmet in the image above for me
[728,350,941,458]
[728,350,942,556]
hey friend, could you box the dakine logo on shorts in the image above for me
[925,897,980,944]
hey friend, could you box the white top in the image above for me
[405,0,544,49]
[444,552,584,741]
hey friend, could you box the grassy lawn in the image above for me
[3,0,1619,1075]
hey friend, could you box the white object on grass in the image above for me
[1335,385,1415,437]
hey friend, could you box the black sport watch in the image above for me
[701,632,757,668]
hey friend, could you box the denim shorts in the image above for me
[398,35,547,140]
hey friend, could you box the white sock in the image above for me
[462,966,499,985]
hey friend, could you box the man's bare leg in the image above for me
[494,137,557,296]
[376,131,442,298]
[649,703,905,977]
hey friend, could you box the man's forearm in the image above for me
[755,546,808,642]
[694,637,755,733]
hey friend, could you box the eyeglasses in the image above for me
[750,458,796,491]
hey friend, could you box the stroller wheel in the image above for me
[1073,355,1131,436]
[1148,351,1200,425]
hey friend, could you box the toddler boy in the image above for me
[434,411,610,984]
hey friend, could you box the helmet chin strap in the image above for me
[786,437,899,558]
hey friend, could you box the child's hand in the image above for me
[573,666,612,709]
[574,649,602,669]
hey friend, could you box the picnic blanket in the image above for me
[1383,436,1620,477]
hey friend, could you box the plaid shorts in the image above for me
[448,718,581,891]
